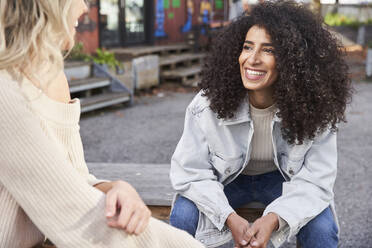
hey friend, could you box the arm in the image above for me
[262,129,337,247]
[170,105,235,230]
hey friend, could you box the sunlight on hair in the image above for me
[0,0,74,88]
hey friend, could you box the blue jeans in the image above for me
[170,170,338,248]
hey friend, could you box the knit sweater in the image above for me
[242,103,278,175]
[0,69,203,248]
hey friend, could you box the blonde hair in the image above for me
[0,0,74,86]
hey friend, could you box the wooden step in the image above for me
[80,92,130,113]
[111,44,191,60]
[69,77,111,94]
[159,53,205,70]
[183,78,200,87]
[64,61,91,81]
[161,65,201,78]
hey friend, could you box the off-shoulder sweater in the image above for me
[0,69,203,248]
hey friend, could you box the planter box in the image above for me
[366,48,372,78]
[132,55,159,90]
[64,61,91,81]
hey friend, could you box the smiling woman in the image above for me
[0,1,203,247]
[169,1,353,248]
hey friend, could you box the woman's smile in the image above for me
[244,68,267,81]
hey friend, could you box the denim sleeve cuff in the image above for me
[263,206,301,246]
[270,223,290,248]
[207,205,235,231]
[261,211,290,248]
[219,206,235,230]
[277,215,288,232]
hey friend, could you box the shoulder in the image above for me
[0,70,32,114]
[0,70,22,100]
[186,90,212,116]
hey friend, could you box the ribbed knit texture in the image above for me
[242,103,278,175]
[0,69,203,248]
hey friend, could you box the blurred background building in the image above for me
[76,0,228,53]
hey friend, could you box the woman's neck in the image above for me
[248,89,275,109]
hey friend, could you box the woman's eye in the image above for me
[263,48,275,54]
[243,45,253,50]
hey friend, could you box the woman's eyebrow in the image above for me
[244,40,274,47]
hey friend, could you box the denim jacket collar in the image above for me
[219,98,282,126]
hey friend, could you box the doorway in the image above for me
[99,0,154,47]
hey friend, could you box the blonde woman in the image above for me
[0,1,203,247]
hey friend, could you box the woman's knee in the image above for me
[297,207,338,248]
[169,196,199,236]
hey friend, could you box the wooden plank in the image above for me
[88,163,174,206]
[69,77,110,93]
[159,53,205,67]
[110,44,191,59]
[161,65,201,79]
[149,206,172,220]
[80,92,130,113]
[149,205,263,223]
[87,163,267,211]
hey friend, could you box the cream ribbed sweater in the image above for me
[242,103,278,175]
[0,69,203,248]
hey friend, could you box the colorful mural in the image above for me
[200,0,212,34]
[155,0,168,38]
[181,0,194,33]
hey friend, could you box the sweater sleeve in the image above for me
[0,76,203,248]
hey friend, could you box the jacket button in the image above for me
[225,168,231,174]
[288,168,294,175]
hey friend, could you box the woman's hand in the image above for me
[242,213,279,248]
[103,180,152,235]
[226,212,251,248]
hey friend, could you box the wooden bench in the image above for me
[88,163,300,247]
[88,163,265,222]
[34,163,299,247]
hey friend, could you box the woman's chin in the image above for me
[242,79,264,90]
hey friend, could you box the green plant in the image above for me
[66,42,90,61]
[88,48,122,70]
[323,12,372,28]
[324,13,361,28]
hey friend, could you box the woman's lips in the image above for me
[244,68,267,81]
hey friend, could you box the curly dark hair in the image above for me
[199,0,353,144]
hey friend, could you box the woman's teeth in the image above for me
[75,21,79,27]
[245,69,265,76]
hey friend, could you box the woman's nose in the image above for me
[247,50,261,65]
[83,0,89,13]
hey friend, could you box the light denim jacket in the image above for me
[170,92,339,248]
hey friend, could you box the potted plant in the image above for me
[88,48,123,75]
[366,41,372,79]
[66,42,90,61]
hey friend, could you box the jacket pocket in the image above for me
[210,153,243,183]
[278,153,304,177]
